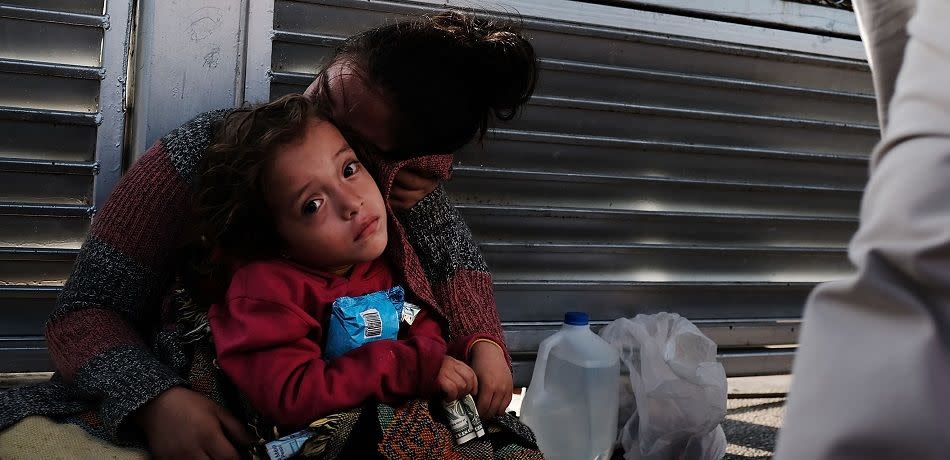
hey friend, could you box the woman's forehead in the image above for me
[316,61,397,152]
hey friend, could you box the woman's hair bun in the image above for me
[322,9,539,154]
[429,11,538,121]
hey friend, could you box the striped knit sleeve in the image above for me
[398,186,510,363]
[44,109,231,438]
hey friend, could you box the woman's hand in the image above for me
[390,167,439,210]
[135,387,251,460]
[437,355,478,402]
[469,341,513,419]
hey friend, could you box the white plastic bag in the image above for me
[599,313,727,460]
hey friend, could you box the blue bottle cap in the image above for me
[564,311,589,325]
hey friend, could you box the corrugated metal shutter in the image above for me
[0,0,131,371]
[265,0,876,385]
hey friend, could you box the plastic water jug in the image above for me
[520,312,621,460]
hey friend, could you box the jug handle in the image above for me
[530,337,556,400]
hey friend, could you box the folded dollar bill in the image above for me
[265,429,314,460]
[442,394,486,445]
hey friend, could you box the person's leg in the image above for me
[0,416,149,460]
[776,1,950,458]
[852,0,915,132]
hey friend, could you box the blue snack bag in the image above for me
[323,285,404,360]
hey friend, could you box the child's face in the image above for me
[265,119,388,270]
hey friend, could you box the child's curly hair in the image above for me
[194,94,329,263]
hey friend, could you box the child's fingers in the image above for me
[476,387,503,417]
[449,363,475,397]
[491,391,508,417]
[484,391,500,419]
[463,365,478,396]
[476,390,490,416]
[453,366,476,398]
[440,371,465,401]
[500,391,513,416]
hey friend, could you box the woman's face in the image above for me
[317,60,398,153]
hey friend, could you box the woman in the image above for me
[0,11,537,460]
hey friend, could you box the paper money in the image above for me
[460,394,486,438]
[442,398,478,445]
[265,429,314,460]
[401,301,421,325]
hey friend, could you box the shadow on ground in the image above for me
[723,397,785,460]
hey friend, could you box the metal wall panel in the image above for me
[0,0,875,381]
[609,0,859,36]
[267,0,875,384]
[0,0,131,371]
[128,0,250,157]
[1,0,103,15]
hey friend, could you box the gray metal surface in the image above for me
[504,320,800,351]
[128,0,251,157]
[244,0,276,104]
[0,0,874,380]
[512,349,794,384]
[1,0,103,15]
[0,339,50,373]
[0,0,131,370]
[265,0,875,384]
[612,0,859,36]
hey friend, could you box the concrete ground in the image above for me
[724,375,790,460]
[724,397,786,459]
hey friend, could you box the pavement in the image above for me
[724,375,790,460]
[724,396,786,459]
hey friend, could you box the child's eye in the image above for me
[343,161,360,178]
[302,198,323,215]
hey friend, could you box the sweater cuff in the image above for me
[73,346,186,439]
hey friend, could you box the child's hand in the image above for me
[469,341,514,418]
[135,386,251,460]
[437,355,478,402]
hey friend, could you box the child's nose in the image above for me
[340,189,363,218]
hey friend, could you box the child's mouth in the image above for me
[355,216,380,241]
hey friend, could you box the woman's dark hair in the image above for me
[317,10,538,156]
[193,94,328,263]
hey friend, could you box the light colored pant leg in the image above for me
[775,1,950,459]
[0,416,149,460]
[852,0,915,133]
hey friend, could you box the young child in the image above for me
[196,94,477,431]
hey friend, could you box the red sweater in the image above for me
[208,258,448,429]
